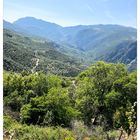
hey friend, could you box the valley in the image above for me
[3,29,84,76]
[4,17,137,72]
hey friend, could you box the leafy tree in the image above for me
[20,87,80,126]
[76,61,130,128]
[113,72,137,134]
[4,90,23,111]
[3,61,137,136]
[3,72,60,111]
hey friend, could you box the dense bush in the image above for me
[4,115,121,140]
[75,61,136,133]
[4,115,76,140]
[4,72,79,127]
[20,87,79,126]
[3,61,137,139]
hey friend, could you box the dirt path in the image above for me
[31,58,39,73]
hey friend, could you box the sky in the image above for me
[3,0,137,27]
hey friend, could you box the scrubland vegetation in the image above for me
[3,61,137,140]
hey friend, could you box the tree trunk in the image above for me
[118,129,123,140]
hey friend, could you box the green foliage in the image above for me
[76,61,136,133]
[20,88,79,126]
[127,102,137,132]
[3,61,137,139]
[4,115,120,140]
[76,62,127,126]
[113,71,137,104]
[112,72,137,133]
[4,115,18,131]
[4,71,79,127]
[4,117,76,140]
[4,90,23,111]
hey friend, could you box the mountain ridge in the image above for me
[3,17,137,71]
[6,16,136,29]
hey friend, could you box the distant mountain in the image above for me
[100,41,137,64]
[13,17,64,42]
[3,29,84,76]
[5,17,136,46]
[4,20,22,32]
[3,20,30,34]
[3,17,137,71]
[97,40,137,71]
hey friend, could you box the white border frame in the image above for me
[0,0,3,139]
[137,0,140,139]
[0,0,139,139]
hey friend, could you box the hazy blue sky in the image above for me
[4,0,136,27]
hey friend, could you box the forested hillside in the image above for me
[3,29,84,76]
[4,18,137,71]
[4,62,137,140]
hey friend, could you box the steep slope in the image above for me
[13,17,64,42]
[97,41,137,71]
[100,41,137,64]
[3,29,84,76]
[4,17,137,70]
[3,29,36,72]
[7,17,135,49]
[62,25,135,49]
[11,17,136,51]
[4,20,21,32]
[3,20,29,35]
[4,19,84,60]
